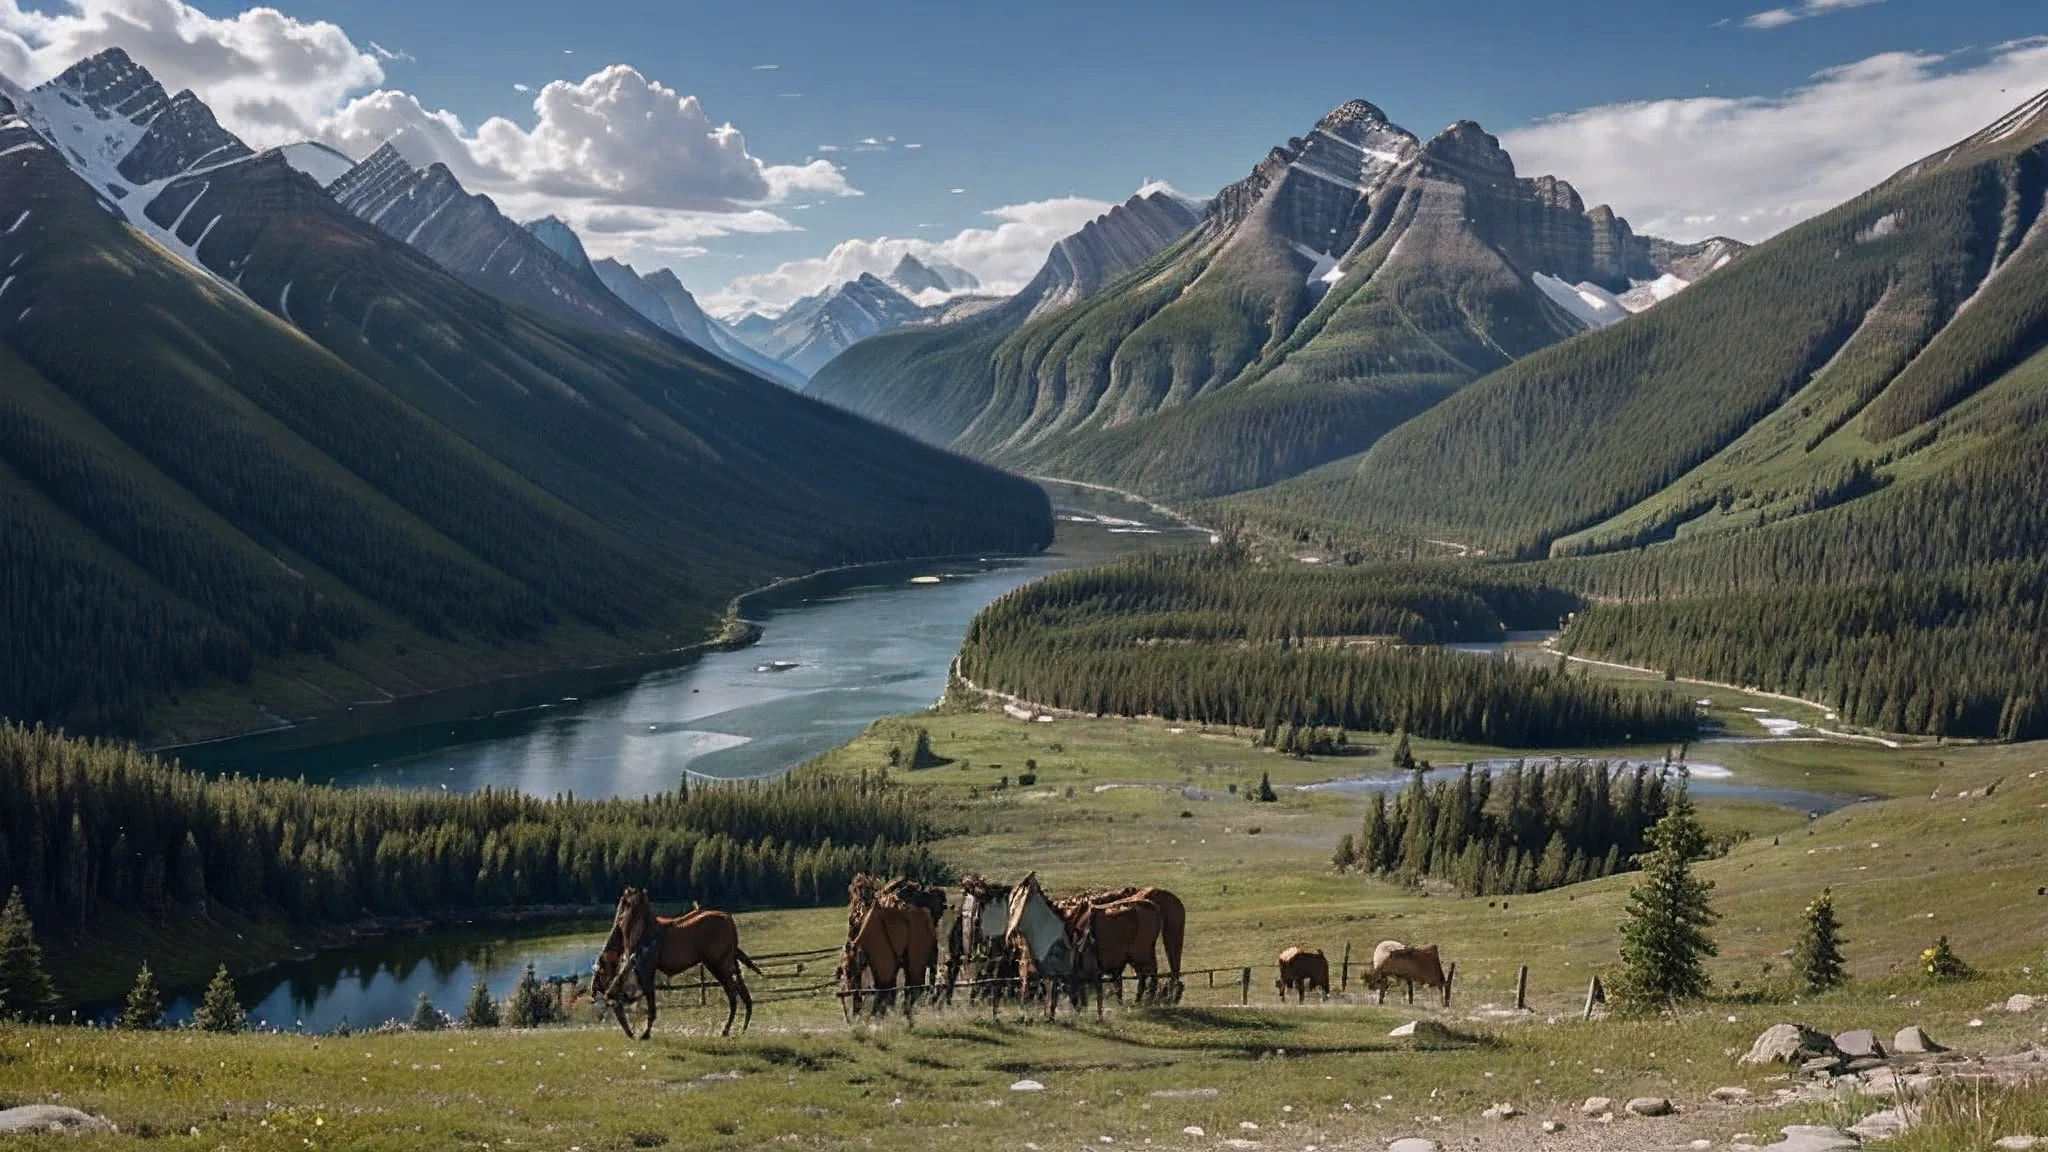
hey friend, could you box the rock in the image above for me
[1992,1137,2043,1151]
[1625,1096,1674,1117]
[2008,994,2039,1013]
[1893,1026,1946,1054]
[1387,1020,1453,1042]
[1010,1079,1045,1092]
[1150,1088,1219,1099]
[1221,1142,1259,1150]
[1580,1097,1613,1116]
[1482,1102,1519,1120]
[1541,1120,1564,1133]
[1741,1024,1843,1066]
[1387,1141,1439,1152]
[1751,1125,1859,1152]
[1844,1056,1885,1073]
[1802,1056,1845,1076]
[1182,1127,1205,1138]
[1834,1029,1885,1058]
[1846,1108,1915,1141]
[1710,1086,1753,1103]
[0,1106,113,1135]
[1859,1067,1902,1096]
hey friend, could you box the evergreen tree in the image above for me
[908,728,944,769]
[0,888,56,1020]
[1611,790,1718,1014]
[1254,771,1278,802]
[120,961,165,1030]
[1332,833,1358,872]
[409,990,447,1032]
[1792,888,1848,993]
[1391,728,1416,772]
[462,974,501,1028]
[192,965,245,1033]
[506,963,559,1027]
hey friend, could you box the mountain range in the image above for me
[720,255,990,380]
[0,47,1050,740]
[808,100,1743,497]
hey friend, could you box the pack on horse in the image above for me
[1366,940,1449,1006]
[590,887,762,1038]
[1004,873,1083,1018]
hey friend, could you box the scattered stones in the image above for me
[1893,1026,1947,1054]
[1859,1067,1902,1096]
[1992,1137,2044,1150]
[1580,1097,1613,1117]
[1742,1024,1843,1066]
[1540,1120,1564,1134]
[1710,1086,1753,1103]
[2008,994,2038,1013]
[1481,1103,1519,1120]
[0,1106,114,1135]
[1386,1141,1439,1152]
[1010,1079,1045,1092]
[1846,1107,1916,1141]
[1625,1096,1674,1117]
[1834,1029,1885,1059]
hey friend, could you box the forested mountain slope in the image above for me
[815,101,1722,500]
[1226,88,2048,562]
[0,61,1050,740]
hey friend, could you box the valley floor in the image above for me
[6,703,2045,1150]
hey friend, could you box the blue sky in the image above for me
[5,0,2046,312]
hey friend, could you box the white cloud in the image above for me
[0,0,382,144]
[1741,0,1882,30]
[0,1,853,271]
[751,63,778,70]
[1501,40,2048,243]
[704,194,1115,317]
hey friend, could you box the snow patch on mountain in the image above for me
[1533,272,1630,329]
[278,141,357,188]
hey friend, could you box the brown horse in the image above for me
[591,888,762,1038]
[1276,947,1330,1002]
[841,876,947,1013]
[839,897,937,1021]
[1367,940,1448,1005]
[1076,885,1186,1002]
[1081,897,1162,1007]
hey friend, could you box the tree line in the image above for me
[959,551,1695,747]
[1334,760,1682,896]
[0,723,946,940]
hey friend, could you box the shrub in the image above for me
[1793,888,1849,993]
[409,990,447,1031]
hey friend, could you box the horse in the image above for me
[840,896,937,1021]
[841,876,947,1013]
[1078,897,1162,1008]
[1004,873,1083,1019]
[958,875,1018,1002]
[1275,947,1330,1003]
[1367,940,1448,1006]
[590,887,762,1038]
[1077,885,1186,1002]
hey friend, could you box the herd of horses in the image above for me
[585,880,1452,1039]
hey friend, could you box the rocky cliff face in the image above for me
[1021,189,1205,320]
[888,253,979,297]
[592,257,807,388]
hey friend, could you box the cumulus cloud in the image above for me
[1501,40,2048,243]
[0,0,382,144]
[0,1,853,268]
[1741,0,1881,30]
[704,194,1116,317]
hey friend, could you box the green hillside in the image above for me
[0,127,1050,739]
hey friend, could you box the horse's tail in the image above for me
[735,947,764,975]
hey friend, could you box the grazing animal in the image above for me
[840,897,938,1020]
[1005,873,1082,1019]
[1275,947,1330,1002]
[1366,940,1448,1005]
[1078,885,1186,1002]
[591,887,762,1038]
[1079,897,1162,1007]
[842,875,947,1012]
[958,875,1019,1001]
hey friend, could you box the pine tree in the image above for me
[409,990,446,1031]
[1611,790,1718,1014]
[1254,771,1277,802]
[0,887,55,1020]
[1332,832,1358,872]
[1390,728,1416,772]
[120,961,164,1029]
[463,973,500,1028]
[192,964,245,1033]
[506,963,558,1027]
[1792,888,1848,993]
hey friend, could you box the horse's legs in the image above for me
[610,999,635,1039]
[710,964,747,1036]
[1405,979,1415,1006]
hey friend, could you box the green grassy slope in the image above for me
[0,128,1050,738]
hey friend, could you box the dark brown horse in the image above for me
[591,888,762,1038]
[1276,946,1330,1002]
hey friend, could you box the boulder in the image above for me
[1387,1019,1454,1042]
[0,1106,113,1134]
[1858,1067,1902,1096]
[1009,1079,1045,1092]
[1387,1141,1440,1152]
[1625,1096,1674,1117]
[1580,1097,1614,1116]
[1833,1029,1885,1059]
[1844,1056,1885,1074]
[1802,1056,1845,1076]
[1710,1086,1753,1103]
[1742,1126,1859,1152]
[1893,1026,1946,1054]
[1482,1102,1518,1120]
[1846,1107,1915,1141]
[1741,1024,1843,1066]
[1541,1120,1564,1133]
[1992,1137,2043,1151]
[2008,994,2038,1014]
